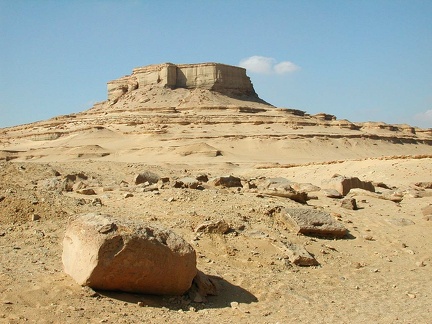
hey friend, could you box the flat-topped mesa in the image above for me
[107,62,257,103]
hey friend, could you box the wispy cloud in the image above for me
[413,109,432,128]
[239,56,300,75]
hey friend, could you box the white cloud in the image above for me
[274,61,300,74]
[413,109,432,128]
[239,56,300,75]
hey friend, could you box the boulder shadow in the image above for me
[95,275,257,311]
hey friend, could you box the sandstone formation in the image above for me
[62,213,197,295]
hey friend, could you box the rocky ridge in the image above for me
[0,63,431,164]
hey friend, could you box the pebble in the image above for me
[31,214,41,221]
[415,261,425,267]
[230,301,239,309]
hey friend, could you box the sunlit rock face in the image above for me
[107,62,257,103]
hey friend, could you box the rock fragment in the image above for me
[188,270,218,303]
[322,175,375,196]
[414,182,432,189]
[421,204,432,220]
[275,207,347,238]
[134,171,160,185]
[210,176,243,188]
[173,177,201,189]
[341,198,357,210]
[76,188,96,195]
[272,241,318,266]
[195,220,230,234]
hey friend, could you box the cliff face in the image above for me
[107,63,256,103]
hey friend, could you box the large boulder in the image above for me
[62,213,197,295]
[322,174,375,196]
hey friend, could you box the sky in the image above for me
[1,0,432,128]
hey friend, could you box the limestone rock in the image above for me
[322,188,343,198]
[275,208,347,238]
[421,204,432,219]
[263,187,308,204]
[188,270,218,303]
[62,213,197,295]
[386,218,415,226]
[195,220,230,234]
[341,198,358,210]
[107,63,257,102]
[210,176,243,188]
[322,175,375,196]
[134,171,160,185]
[173,177,200,189]
[414,182,432,189]
[76,188,96,195]
[274,241,318,266]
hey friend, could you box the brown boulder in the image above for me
[62,213,197,295]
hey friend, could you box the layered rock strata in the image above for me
[107,62,257,103]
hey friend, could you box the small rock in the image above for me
[341,198,357,210]
[322,189,343,198]
[416,261,425,267]
[210,176,243,188]
[76,188,96,195]
[91,198,102,206]
[421,204,432,217]
[230,301,239,309]
[0,196,5,202]
[195,220,230,234]
[386,218,415,226]
[31,214,41,221]
[124,193,133,198]
[407,292,416,299]
[196,174,209,182]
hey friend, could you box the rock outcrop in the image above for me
[107,62,258,103]
[62,213,197,295]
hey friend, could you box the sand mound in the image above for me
[175,143,222,157]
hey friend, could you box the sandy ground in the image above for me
[1,155,431,323]
[1,86,432,323]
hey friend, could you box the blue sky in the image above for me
[1,0,431,128]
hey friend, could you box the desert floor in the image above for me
[1,154,431,323]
